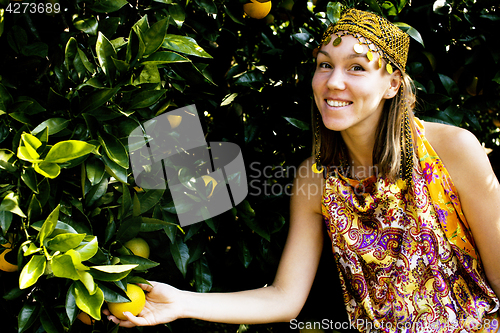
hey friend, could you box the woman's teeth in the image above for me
[327,100,351,107]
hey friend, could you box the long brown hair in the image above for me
[312,71,417,181]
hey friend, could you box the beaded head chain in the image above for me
[319,8,410,74]
[313,8,414,189]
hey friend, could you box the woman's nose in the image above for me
[326,69,346,90]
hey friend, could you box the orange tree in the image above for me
[0,0,498,332]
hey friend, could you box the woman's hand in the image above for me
[103,281,184,327]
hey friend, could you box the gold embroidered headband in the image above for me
[320,8,410,73]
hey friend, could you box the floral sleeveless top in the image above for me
[322,119,499,332]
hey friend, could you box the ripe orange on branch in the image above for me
[107,284,146,320]
[243,0,272,19]
[0,249,18,272]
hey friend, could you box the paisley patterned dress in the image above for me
[322,119,499,332]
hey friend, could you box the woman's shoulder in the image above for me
[290,156,324,214]
[422,120,490,185]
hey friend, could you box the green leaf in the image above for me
[32,118,70,136]
[169,3,186,27]
[22,43,48,58]
[91,0,128,13]
[438,73,459,96]
[140,217,179,232]
[52,253,81,280]
[138,189,165,214]
[65,287,78,323]
[283,117,309,130]
[90,264,138,273]
[326,2,343,24]
[19,255,46,289]
[101,153,128,184]
[74,236,99,261]
[86,156,106,186]
[81,87,120,113]
[121,183,131,219]
[18,133,42,162]
[85,177,108,207]
[39,205,60,244]
[21,168,38,193]
[0,149,18,172]
[244,217,270,241]
[72,281,104,320]
[170,235,189,277]
[117,255,159,271]
[0,191,27,218]
[46,233,86,252]
[34,162,61,179]
[363,0,383,14]
[194,256,212,292]
[162,35,212,58]
[98,132,129,169]
[78,271,97,295]
[73,16,98,35]
[18,303,40,333]
[237,239,253,268]
[96,32,117,82]
[394,22,425,47]
[143,18,168,56]
[0,211,13,233]
[97,282,130,302]
[44,140,95,164]
[128,89,166,109]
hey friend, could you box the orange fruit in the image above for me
[107,284,146,320]
[124,238,150,259]
[243,0,272,19]
[0,249,18,272]
[77,312,95,325]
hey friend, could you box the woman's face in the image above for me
[312,34,400,136]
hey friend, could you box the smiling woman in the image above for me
[105,8,500,333]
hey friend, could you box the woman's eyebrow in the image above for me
[317,50,368,60]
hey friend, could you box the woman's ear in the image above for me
[385,70,402,99]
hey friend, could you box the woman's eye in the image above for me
[318,62,332,69]
[351,65,365,71]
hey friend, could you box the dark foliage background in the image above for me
[0,0,498,332]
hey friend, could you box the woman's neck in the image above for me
[340,128,377,179]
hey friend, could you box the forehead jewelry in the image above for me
[318,8,409,75]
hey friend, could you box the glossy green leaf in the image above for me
[73,16,98,35]
[96,32,117,82]
[90,264,137,273]
[283,117,309,130]
[97,282,130,303]
[237,240,253,268]
[74,236,98,261]
[65,287,78,323]
[140,217,179,232]
[46,233,86,252]
[195,0,217,14]
[143,18,168,56]
[0,211,13,233]
[98,132,129,169]
[133,64,161,85]
[32,118,70,136]
[44,140,95,164]
[194,256,212,292]
[52,253,80,280]
[18,303,40,333]
[138,189,164,215]
[128,89,166,109]
[91,0,128,13]
[438,73,459,96]
[118,255,159,271]
[39,204,60,244]
[78,270,97,295]
[19,255,46,289]
[162,35,212,58]
[101,153,128,184]
[34,162,61,179]
[327,2,343,24]
[21,168,38,193]
[394,22,425,47]
[72,281,103,320]
[169,3,186,27]
[0,149,18,172]
[0,191,27,218]
[170,235,189,277]
[17,133,41,162]
[86,156,106,186]
[85,177,108,207]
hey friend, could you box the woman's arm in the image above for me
[106,157,326,327]
[426,122,500,297]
